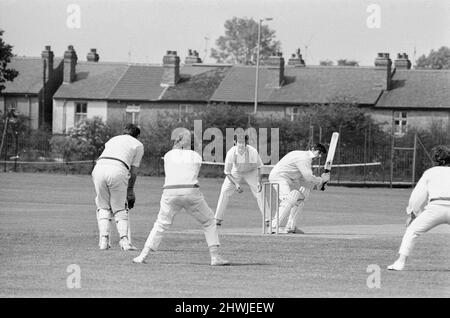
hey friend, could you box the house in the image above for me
[52,47,231,134]
[52,46,450,137]
[0,46,63,130]
[210,51,450,136]
[374,53,450,135]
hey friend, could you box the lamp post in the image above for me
[248,17,273,126]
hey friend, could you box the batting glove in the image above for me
[320,172,331,183]
[127,188,136,210]
[405,212,416,227]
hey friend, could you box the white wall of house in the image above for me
[53,99,107,134]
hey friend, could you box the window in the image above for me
[286,106,300,121]
[125,104,140,125]
[394,111,407,136]
[74,102,87,126]
[178,104,194,122]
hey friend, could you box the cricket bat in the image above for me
[320,132,339,191]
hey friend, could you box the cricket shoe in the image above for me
[286,227,305,234]
[387,260,405,271]
[210,255,230,266]
[132,254,147,264]
[99,235,111,250]
[119,237,137,251]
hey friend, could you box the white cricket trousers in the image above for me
[214,169,263,221]
[399,201,450,256]
[143,188,220,250]
[269,177,311,229]
[92,161,129,213]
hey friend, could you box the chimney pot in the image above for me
[374,52,392,90]
[87,48,100,62]
[41,45,54,81]
[64,45,78,83]
[266,52,285,88]
[394,52,411,70]
[162,50,180,86]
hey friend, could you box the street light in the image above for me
[254,18,273,114]
[249,17,273,126]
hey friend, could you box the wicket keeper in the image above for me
[214,134,264,226]
[91,124,144,250]
[269,144,330,233]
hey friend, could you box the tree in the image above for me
[211,17,281,65]
[0,29,18,93]
[50,117,113,161]
[415,46,450,69]
[337,59,359,66]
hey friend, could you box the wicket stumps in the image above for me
[262,182,280,234]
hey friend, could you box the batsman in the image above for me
[268,143,331,233]
[91,124,144,250]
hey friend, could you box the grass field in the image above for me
[0,172,449,298]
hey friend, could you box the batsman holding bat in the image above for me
[91,124,144,251]
[388,145,450,271]
[268,143,330,234]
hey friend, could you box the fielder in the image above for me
[91,124,144,250]
[388,145,450,271]
[268,144,330,233]
[133,129,229,266]
[214,135,264,226]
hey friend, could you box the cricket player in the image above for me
[91,124,144,250]
[268,144,330,233]
[133,129,229,266]
[214,135,264,226]
[388,145,450,271]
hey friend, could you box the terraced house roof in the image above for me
[2,57,62,94]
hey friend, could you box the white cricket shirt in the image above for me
[269,150,322,186]
[100,135,144,168]
[163,149,202,186]
[224,145,263,175]
[408,166,450,213]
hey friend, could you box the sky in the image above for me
[0,0,449,66]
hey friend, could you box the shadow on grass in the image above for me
[406,269,450,272]
[190,262,274,266]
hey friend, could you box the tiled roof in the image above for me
[210,66,274,103]
[54,62,128,99]
[54,63,228,101]
[2,57,62,94]
[108,65,165,101]
[376,69,450,108]
[211,65,383,105]
[163,66,231,101]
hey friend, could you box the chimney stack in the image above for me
[287,48,305,67]
[185,49,202,64]
[161,50,180,87]
[374,52,392,90]
[266,51,285,88]
[87,48,100,62]
[63,45,78,83]
[41,45,54,81]
[394,53,411,70]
